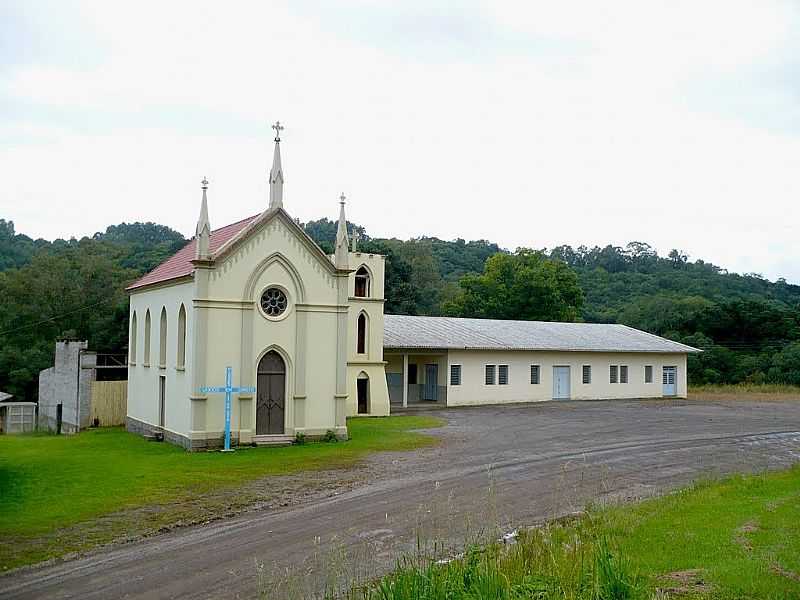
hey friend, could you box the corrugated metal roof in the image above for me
[383,315,700,353]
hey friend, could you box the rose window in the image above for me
[260,288,287,317]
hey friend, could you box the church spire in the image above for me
[335,193,349,269]
[268,121,284,210]
[195,177,211,260]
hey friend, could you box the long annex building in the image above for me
[126,124,698,450]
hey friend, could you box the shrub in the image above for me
[322,429,338,443]
[294,432,306,445]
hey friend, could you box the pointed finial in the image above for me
[335,192,349,268]
[351,229,359,252]
[201,176,208,190]
[272,121,284,142]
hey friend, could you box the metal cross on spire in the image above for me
[272,120,284,142]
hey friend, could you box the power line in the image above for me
[0,298,118,337]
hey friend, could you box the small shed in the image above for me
[0,392,36,434]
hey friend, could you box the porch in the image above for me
[385,351,448,411]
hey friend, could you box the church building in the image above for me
[126,123,389,449]
[126,123,697,450]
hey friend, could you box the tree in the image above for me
[0,241,138,400]
[443,249,584,322]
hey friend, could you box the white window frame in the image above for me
[645,365,653,384]
[530,364,540,384]
[620,365,628,384]
[610,365,618,384]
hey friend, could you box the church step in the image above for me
[252,434,294,446]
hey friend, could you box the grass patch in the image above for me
[307,466,800,599]
[0,415,441,570]
[690,383,800,397]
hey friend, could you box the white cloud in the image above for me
[2,0,799,282]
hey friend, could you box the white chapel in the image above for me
[126,123,390,449]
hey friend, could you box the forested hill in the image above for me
[1,216,799,400]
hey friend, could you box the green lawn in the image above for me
[0,416,441,570]
[338,466,800,600]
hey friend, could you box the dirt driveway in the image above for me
[5,397,800,599]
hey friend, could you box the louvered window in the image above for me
[485,365,496,385]
[645,365,653,383]
[582,365,591,384]
[498,365,509,385]
[620,365,628,384]
[530,365,540,384]
[450,364,461,386]
[610,365,618,384]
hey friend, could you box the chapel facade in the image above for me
[126,123,390,449]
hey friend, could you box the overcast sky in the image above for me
[2,1,799,282]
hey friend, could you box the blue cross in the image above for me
[201,366,256,452]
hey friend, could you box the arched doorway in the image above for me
[256,351,286,434]
[357,371,369,414]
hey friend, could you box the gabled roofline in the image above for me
[213,207,350,275]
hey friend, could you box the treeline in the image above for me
[1,217,798,400]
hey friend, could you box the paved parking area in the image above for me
[5,397,800,599]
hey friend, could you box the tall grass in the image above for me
[260,516,644,600]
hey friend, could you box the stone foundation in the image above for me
[126,416,349,450]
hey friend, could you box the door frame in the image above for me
[662,365,678,397]
[423,363,439,401]
[158,375,166,427]
[552,365,571,400]
[357,373,369,414]
[254,346,291,435]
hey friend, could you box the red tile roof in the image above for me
[127,214,260,291]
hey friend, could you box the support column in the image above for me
[402,353,409,408]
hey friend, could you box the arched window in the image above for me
[144,310,151,366]
[354,266,370,297]
[357,312,367,354]
[177,304,186,369]
[159,307,167,368]
[130,311,138,364]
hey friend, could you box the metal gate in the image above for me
[662,366,677,396]
[552,366,571,400]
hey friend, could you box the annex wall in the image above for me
[445,350,688,406]
[127,281,194,441]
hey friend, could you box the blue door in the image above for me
[662,366,677,396]
[553,366,571,400]
[423,364,438,401]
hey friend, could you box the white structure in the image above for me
[126,124,389,449]
[126,124,697,450]
[383,316,697,408]
[0,393,36,434]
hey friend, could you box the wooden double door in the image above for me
[256,351,286,435]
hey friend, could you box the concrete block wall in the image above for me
[37,340,97,432]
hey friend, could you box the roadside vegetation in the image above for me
[265,466,800,599]
[0,415,442,571]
